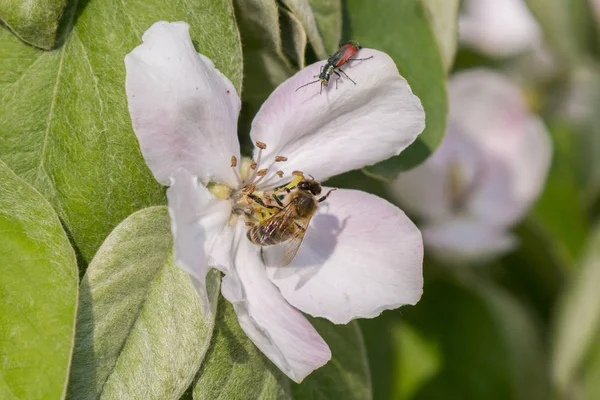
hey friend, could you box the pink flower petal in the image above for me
[221,223,331,382]
[459,0,541,57]
[264,189,423,324]
[167,169,231,310]
[249,49,425,186]
[125,21,241,187]
[422,219,518,264]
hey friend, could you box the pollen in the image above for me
[275,156,288,162]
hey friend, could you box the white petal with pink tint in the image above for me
[250,49,425,185]
[448,70,552,226]
[167,169,231,309]
[422,220,518,264]
[221,223,331,383]
[125,21,241,187]
[391,128,484,222]
[264,189,423,324]
[459,0,541,57]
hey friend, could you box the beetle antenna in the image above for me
[295,79,320,91]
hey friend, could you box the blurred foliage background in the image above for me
[3,0,600,399]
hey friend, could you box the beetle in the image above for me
[295,40,373,94]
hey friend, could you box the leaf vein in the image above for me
[38,45,66,171]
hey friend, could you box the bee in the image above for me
[247,176,336,266]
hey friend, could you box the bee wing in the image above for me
[277,216,313,267]
[253,201,297,243]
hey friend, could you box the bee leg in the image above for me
[248,193,279,210]
[318,188,337,203]
[337,68,356,85]
[272,194,285,207]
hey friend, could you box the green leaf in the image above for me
[525,0,595,68]
[279,5,309,70]
[307,0,342,55]
[0,0,69,49]
[551,223,600,398]
[532,119,589,264]
[581,331,600,400]
[0,0,242,264]
[193,299,371,399]
[68,207,220,399]
[193,299,291,399]
[0,159,78,399]
[495,221,567,323]
[346,0,448,178]
[577,74,600,211]
[292,318,371,400]
[404,273,548,400]
[278,0,328,59]
[420,0,459,72]
[233,0,297,140]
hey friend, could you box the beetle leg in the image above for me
[347,55,374,62]
[333,71,341,89]
[338,68,356,85]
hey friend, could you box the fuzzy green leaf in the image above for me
[192,299,371,399]
[193,299,291,399]
[68,207,220,400]
[420,0,459,72]
[345,0,448,178]
[0,0,69,49]
[307,0,342,55]
[233,0,297,138]
[0,0,242,265]
[279,5,309,70]
[0,159,78,400]
[291,318,371,400]
[278,0,327,59]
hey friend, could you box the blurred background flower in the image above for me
[391,69,552,264]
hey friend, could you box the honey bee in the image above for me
[247,176,336,266]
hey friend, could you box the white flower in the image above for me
[125,21,426,382]
[392,69,552,264]
[459,0,541,57]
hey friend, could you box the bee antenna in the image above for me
[295,79,320,92]
[308,174,315,181]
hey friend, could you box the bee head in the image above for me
[298,179,322,196]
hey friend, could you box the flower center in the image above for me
[447,160,484,214]
[229,142,294,224]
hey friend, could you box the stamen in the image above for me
[231,155,242,185]
[257,169,268,177]
[243,183,255,194]
[292,170,303,176]
[256,141,267,149]
[250,162,257,170]
[275,156,288,162]
[255,170,284,188]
